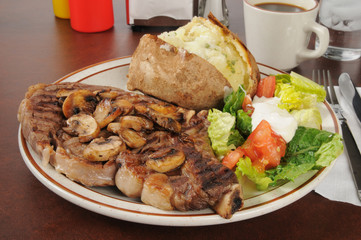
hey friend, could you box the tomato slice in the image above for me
[267,131,287,168]
[256,76,276,98]
[222,147,244,169]
[242,94,254,116]
[240,120,286,172]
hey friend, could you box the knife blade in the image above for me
[338,73,361,125]
[340,121,361,200]
[337,73,361,200]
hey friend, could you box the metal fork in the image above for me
[313,69,361,200]
[312,69,346,123]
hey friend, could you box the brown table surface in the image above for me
[1,1,361,239]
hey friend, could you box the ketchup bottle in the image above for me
[69,0,114,33]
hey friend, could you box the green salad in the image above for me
[207,72,344,190]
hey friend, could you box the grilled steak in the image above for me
[18,82,243,218]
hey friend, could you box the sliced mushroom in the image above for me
[56,88,77,98]
[63,113,100,142]
[118,116,153,131]
[93,98,122,128]
[135,103,182,133]
[141,173,174,211]
[107,116,153,133]
[149,102,177,113]
[107,122,122,134]
[83,136,125,161]
[183,110,196,125]
[146,148,185,173]
[112,99,134,116]
[119,129,147,149]
[62,89,97,118]
[94,89,119,100]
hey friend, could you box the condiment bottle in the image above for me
[52,0,70,19]
[69,0,114,33]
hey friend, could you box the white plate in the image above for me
[18,57,340,226]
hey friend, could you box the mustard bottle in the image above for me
[53,0,70,19]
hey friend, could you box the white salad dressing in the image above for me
[251,96,297,143]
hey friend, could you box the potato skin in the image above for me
[127,34,231,111]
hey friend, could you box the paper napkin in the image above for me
[314,87,361,207]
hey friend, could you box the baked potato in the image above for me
[127,13,260,111]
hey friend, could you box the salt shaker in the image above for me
[198,0,229,26]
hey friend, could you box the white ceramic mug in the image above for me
[243,0,329,71]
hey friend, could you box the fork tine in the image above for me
[312,69,332,103]
[317,69,331,103]
[322,70,329,102]
[326,70,338,105]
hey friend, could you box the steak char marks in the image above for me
[18,82,243,218]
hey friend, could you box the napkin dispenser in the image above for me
[126,0,199,27]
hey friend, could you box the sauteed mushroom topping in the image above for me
[83,136,125,161]
[106,122,122,135]
[112,99,134,116]
[94,89,119,100]
[119,128,147,149]
[62,89,97,118]
[146,148,186,173]
[93,98,122,128]
[134,103,182,133]
[118,116,153,131]
[63,113,100,143]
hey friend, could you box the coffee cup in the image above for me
[243,0,329,71]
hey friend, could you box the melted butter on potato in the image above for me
[158,17,250,92]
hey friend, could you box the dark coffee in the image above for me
[255,3,307,12]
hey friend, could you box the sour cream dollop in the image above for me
[251,96,297,143]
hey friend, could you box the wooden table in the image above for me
[1,1,360,239]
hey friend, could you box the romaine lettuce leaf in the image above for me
[315,133,343,167]
[275,83,318,111]
[290,72,326,102]
[235,157,273,191]
[236,109,252,137]
[223,86,246,116]
[266,159,316,185]
[227,128,245,148]
[275,74,291,84]
[275,72,326,112]
[291,107,322,129]
[207,109,243,158]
